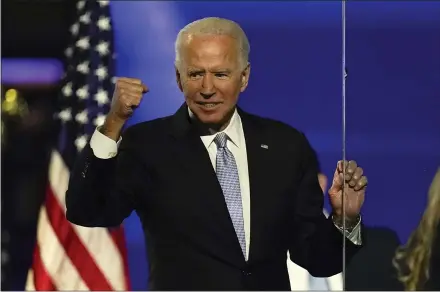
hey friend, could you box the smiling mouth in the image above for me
[196,102,222,108]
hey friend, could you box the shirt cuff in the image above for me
[89,127,122,159]
[333,216,363,245]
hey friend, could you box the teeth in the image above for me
[203,103,217,108]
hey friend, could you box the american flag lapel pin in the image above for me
[261,144,268,149]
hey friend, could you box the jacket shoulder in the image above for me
[244,112,303,137]
[121,115,173,141]
[243,113,309,150]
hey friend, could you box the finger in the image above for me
[337,160,347,173]
[354,176,368,191]
[141,83,149,93]
[116,77,142,85]
[120,93,142,107]
[123,99,140,110]
[119,88,143,100]
[329,173,344,196]
[117,82,145,94]
[331,172,344,190]
[119,92,142,107]
[349,167,363,187]
[345,160,358,181]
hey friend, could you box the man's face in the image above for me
[175,35,250,128]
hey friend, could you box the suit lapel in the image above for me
[169,104,244,263]
[239,109,271,263]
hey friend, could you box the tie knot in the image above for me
[214,132,228,148]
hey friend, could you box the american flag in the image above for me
[26,0,130,290]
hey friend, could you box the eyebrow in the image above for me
[213,69,232,73]
[187,68,232,73]
[187,68,203,72]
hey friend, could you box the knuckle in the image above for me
[116,79,126,87]
[128,78,141,84]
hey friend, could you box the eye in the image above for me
[215,73,228,79]
[189,72,203,79]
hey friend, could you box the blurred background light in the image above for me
[1,58,63,85]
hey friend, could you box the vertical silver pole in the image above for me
[341,0,347,290]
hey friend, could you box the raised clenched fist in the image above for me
[101,77,148,140]
[110,77,148,121]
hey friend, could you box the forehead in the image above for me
[181,35,240,69]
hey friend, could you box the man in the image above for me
[66,17,368,290]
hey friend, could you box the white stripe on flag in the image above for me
[25,269,35,290]
[48,151,126,290]
[37,205,89,290]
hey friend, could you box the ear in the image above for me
[240,63,251,93]
[175,66,183,92]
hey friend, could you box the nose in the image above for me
[200,74,215,99]
[200,92,215,99]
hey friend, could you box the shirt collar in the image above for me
[188,107,243,149]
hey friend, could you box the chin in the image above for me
[197,112,224,125]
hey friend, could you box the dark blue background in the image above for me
[110,2,440,289]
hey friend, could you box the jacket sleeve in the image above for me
[288,132,362,277]
[65,127,147,227]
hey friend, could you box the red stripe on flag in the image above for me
[110,228,131,290]
[32,244,56,290]
[45,185,113,290]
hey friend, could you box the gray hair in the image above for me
[174,17,250,69]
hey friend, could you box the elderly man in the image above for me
[66,17,367,290]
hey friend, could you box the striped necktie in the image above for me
[214,132,246,257]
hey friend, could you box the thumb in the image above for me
[141,83,149,93]
[328,172,343,195]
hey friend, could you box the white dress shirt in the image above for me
[90,109,361,263]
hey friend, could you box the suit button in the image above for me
[242,270,251,276]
